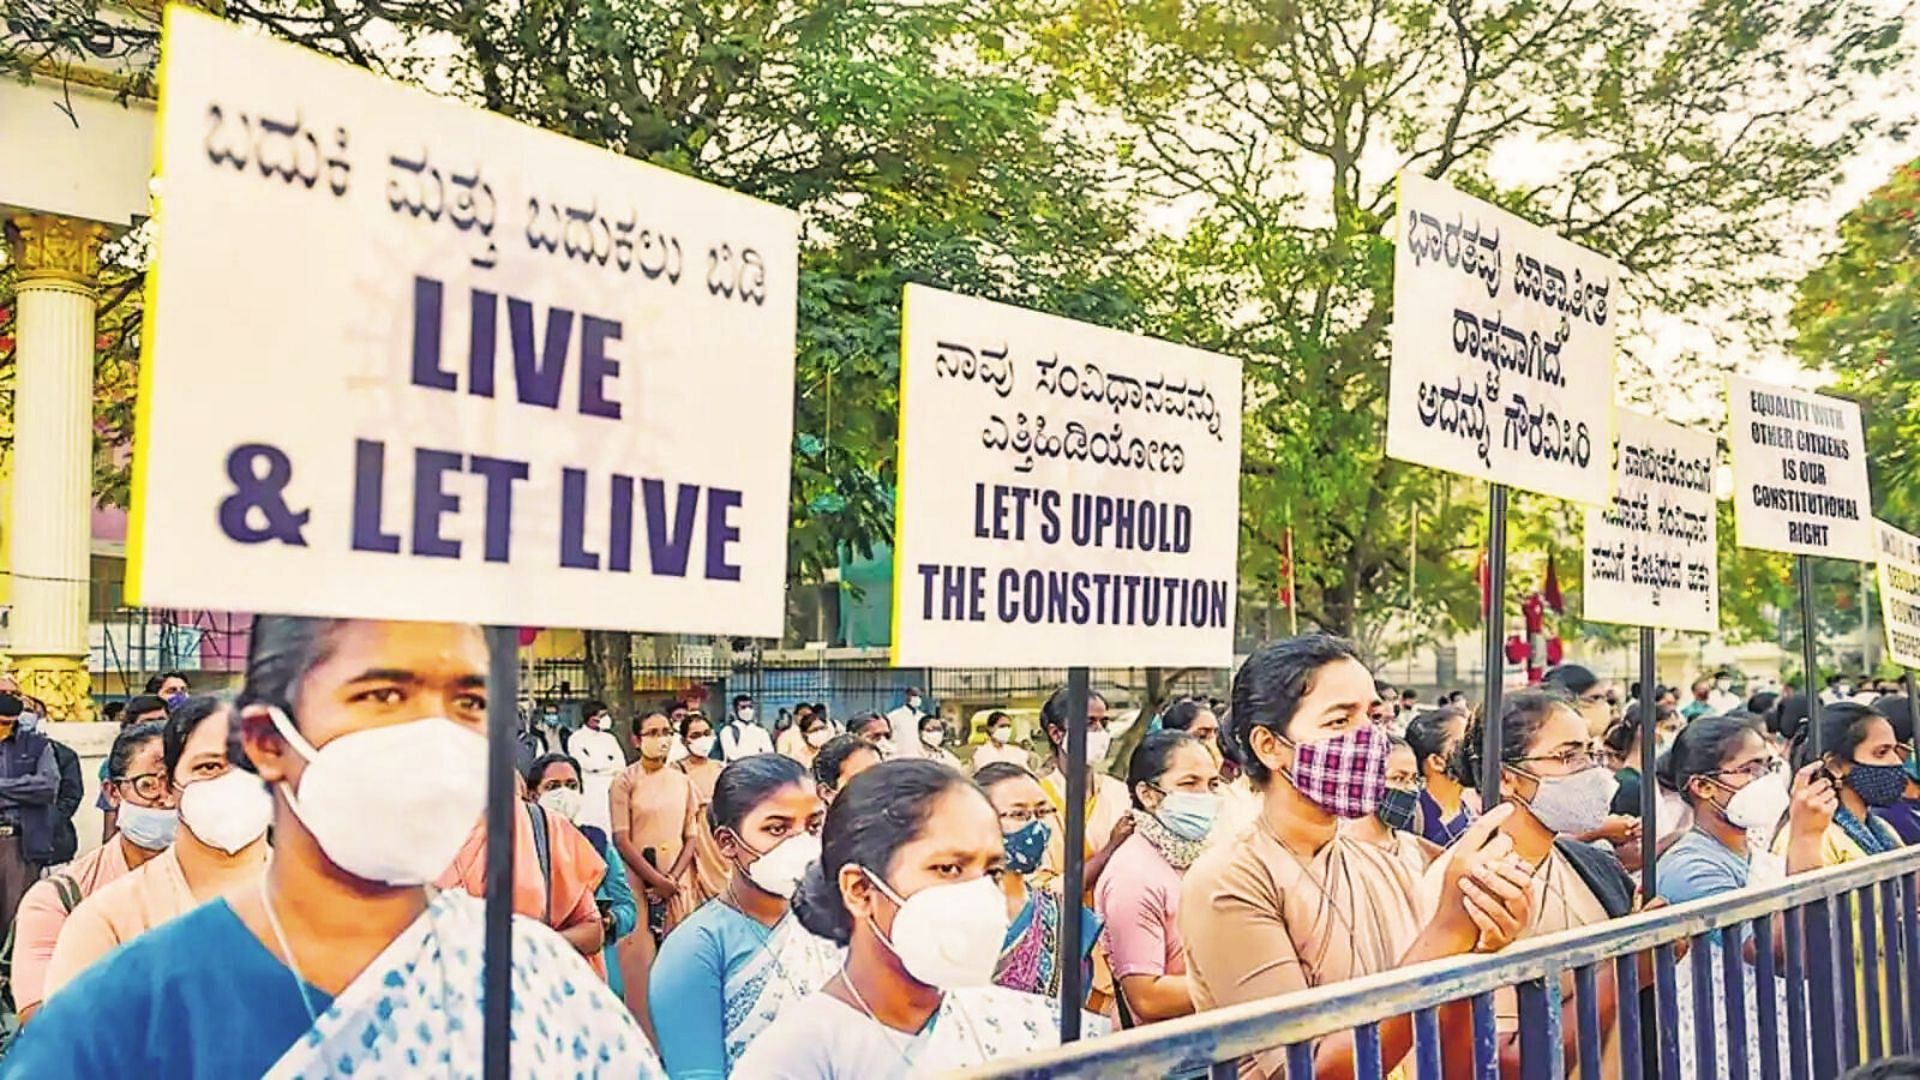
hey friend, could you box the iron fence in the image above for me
[966,844,1920,1079]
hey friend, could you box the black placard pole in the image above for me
[1058,665,1089,1042]
[483,626,518,1080]
[1798,555,1823,757]
[1638,625,1659,900]
[1479,483,1510,807]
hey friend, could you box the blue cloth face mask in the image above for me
[1847,761,1910,808]
[1002,819,1050,875]
[1156,790,1221,842]
[117,802,178,851]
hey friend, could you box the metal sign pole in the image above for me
[483,626,518,1080]
[1479,483,1510,807]
[1798,555,1823,757]
[1058,665,1090,1042]
[1638,625,1659,901]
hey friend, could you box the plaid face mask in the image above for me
[1284,724,1390,819]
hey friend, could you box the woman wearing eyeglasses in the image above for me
[1443,690,1639,1076]
[43,697,275,1001]
[975,762,1099,1005]
[1094,731,1220,1025]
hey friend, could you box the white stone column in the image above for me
[4,213,107,721]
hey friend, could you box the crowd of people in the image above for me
[0,627,1914,1077]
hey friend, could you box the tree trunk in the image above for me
[585,630,636,760]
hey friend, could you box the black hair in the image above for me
[712,753,811,834]
[1770,692,1812,742]
[525,752,582,789]
[1873,695,1914,745]
[918,713,944,731]
[163,695,229,779]
[1161,698,1214,732]
[124,694,169,720]
[985,710,1011,727]
[1792,701,1891,772]
[812,734,878,792]
[1228,634,1367,785]
[790,759,975,945]
[1746,690,1779,719]
[633,711,674,736]
[854,712,889,739]
[1127,731,1202,809]
[680,710,713,738]
[583,700,608,719]
[109,719,166,779]
[800,710,830,733]
[1040,686,1110,745]
[103,701,126,724]
[1659,715,1762,805]
[1840,1055,1920,1079]
[732,694,752,708]
[973,762,1036,790]
[147,671,189,693]
[234,615,351,725]
[1454,689,1574,790]
[1540,664,1598,698]
[1406,707,1465,770]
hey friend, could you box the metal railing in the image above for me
[968,844,1920,1079]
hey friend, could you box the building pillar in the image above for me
[4,213,107,721]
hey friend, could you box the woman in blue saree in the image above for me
[649,754,841,1078]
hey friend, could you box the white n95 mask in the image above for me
[865,871,1009,989]
[270,708,486,886]
[178,769,275,854]
[742,833,820,898]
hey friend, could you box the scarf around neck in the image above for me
[1131,808,1208,870]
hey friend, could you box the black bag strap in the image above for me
[525,802,553,926]
[1554,837,1636,919]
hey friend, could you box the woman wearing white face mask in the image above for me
[786,713,832,771]
[1036,687,1133,899]
[7,617,661,1079]
[969,711,1030,772]
[12,721,171,1025]
[679,711,732,907]
[526,753,637,996]
[44,697,274,1001]
[917,715,962,770]
[736,759,1107,1077]
[650,754,839,1077]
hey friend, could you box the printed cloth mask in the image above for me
[271,707,486,886]
[118,802,178,851]
[178,769,275,854]
[1847,761,1910,808]
[1720,771,1791,836]
[687,735,717,759]
[1377,786,1421,833]
[805,728,832,749]
[1516,764,1618,836]
[1156,790,1221,842]
[1084,730,1113,763]
[538,787,584,822]
[989,726,1012,745]
[920,728,946,750]
[741,832,820,898]
[1002,819,1050,874]
[1284,724,1389,819]
[865,871,1008,989]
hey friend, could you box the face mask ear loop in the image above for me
[265,706,321,818]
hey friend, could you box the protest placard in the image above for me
[1726,376,1873,561]
[1874,520,1920,669]
[890,285,1242,668]
[1386,174,1621,505]
[1580,408,1718,633]
[127,9,798,635]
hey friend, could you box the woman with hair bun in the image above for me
[734,759,1104,1077]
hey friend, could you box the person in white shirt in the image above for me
[852,713,896,759]
[719,695,775,761]
[885,688,926,759]
[569,701,626,834]
[970,711,1030,773]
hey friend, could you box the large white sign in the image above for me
[1726,376,1873,561]
[890,285,1243,667]
[1874,520,1920,669]
[1581,409,1718,632]
[128,10,798,634]
[1387,174,1621,505]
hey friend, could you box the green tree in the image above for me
[1042,0,1905,641]
[1792,157,1920,531]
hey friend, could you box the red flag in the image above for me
[1543,552,1564,614]
[1475,548,1490,616]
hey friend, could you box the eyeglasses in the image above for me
[114,771,168,802]
[1712,758,1785,782]
[1509,748,1602,771]
[997,807,1059,826]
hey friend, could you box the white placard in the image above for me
[890,285,1242,667]
[1387,174,1621,505]
[1726,376,1873,561]
[127,10,798,634]
[1874,520,1920,669]
[1580,409,1718,632]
